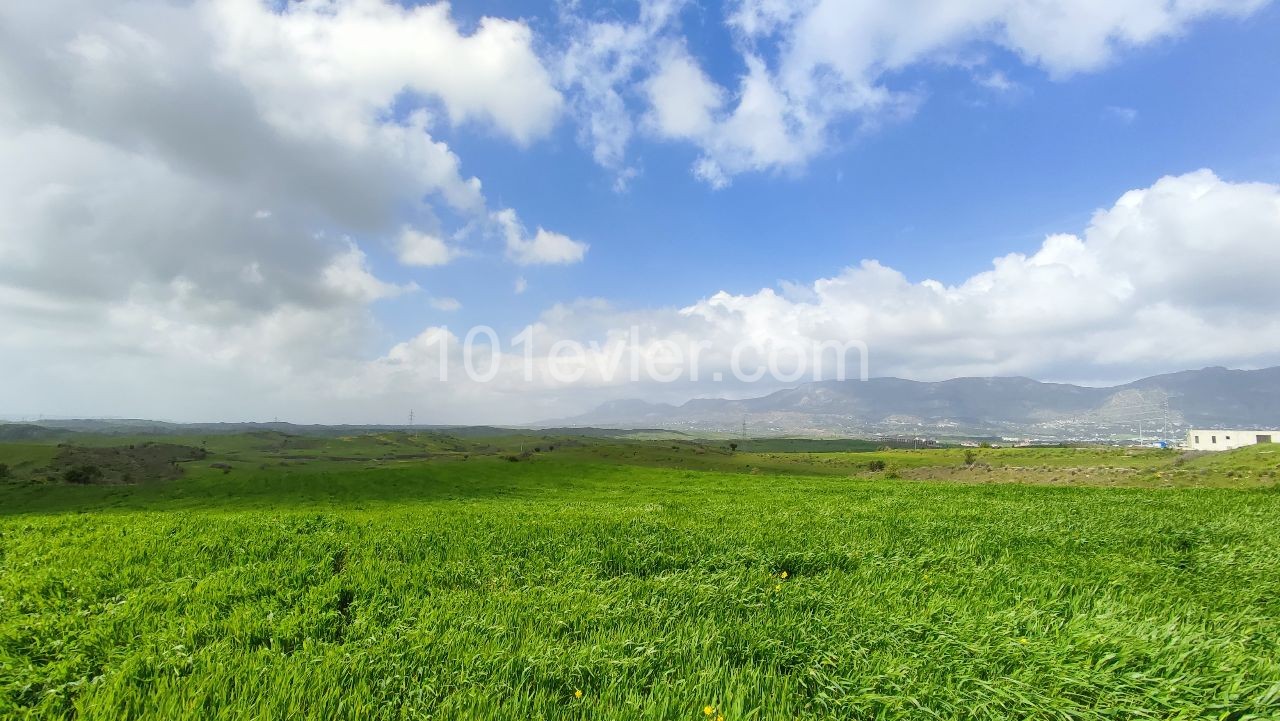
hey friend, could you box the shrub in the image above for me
[0,463,9,479]
[64,464,104,484]
[729,442,739,453]
[867,460,887,472]
[964,449,978,466]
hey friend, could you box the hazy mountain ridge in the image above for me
[7,366,1277,441]
[556,366,1280,439]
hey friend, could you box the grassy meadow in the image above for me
[2,433,1279,719]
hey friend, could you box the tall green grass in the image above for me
[2,455,1279,719]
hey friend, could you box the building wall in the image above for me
[1185,429,1279,451]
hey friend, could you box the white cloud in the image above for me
[374,170,1280,421]
[397,229,458,267]
[0,0,576,421]
[645,47,724,139]
[977,70,1019,93]
[323,241,417,303]
[675,170,1280,381]
[429,297,462,312]
[561,0,1270,186]
[557,0,688,183]
[208,0,562,146]
[8,169,1274,425]
[1,1,1277,424]
[514,277,529,295]
[494,209,589,266]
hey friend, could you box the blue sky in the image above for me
[369,0,1280,344]
[2,0,1280,422]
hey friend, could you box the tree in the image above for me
[729,442,738,453]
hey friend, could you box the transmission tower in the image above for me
[1103,389,1173,445]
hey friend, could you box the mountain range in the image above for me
[553,366,1280,440]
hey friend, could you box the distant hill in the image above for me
[0,423,79,442]
[0,419,516,438]
[0,418,680,441]
[7,366,1277,442]
[552,366,1280,439]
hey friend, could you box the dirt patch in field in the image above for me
[900,464,1142,487]
[898,463,1276,488]
[47,443,208,484]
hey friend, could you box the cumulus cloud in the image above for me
[561,0,1270,186]
[644,46,724,140]
[208,0,562,146]
[677,170,1280,381]
[0,0,572,420]
[397,229,459,267]
[11,169,1270,424]
[355,170,1280,421]
[494,209,590,266]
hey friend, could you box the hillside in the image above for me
[556,366,1280,439]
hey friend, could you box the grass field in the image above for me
[2,435,1279,719]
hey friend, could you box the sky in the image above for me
[2,0,1280,424]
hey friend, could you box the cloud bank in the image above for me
[6,165,1279,423]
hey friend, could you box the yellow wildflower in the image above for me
[575,689,583,699]
[704,705,715,716]
[780,571,789,579]
[1018,637,1028,645]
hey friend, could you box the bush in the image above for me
[0,463,9,479]
[64,464,104,484]
[867,460,887,472]
[964,449,978,466]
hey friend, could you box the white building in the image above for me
[1185,429,1278,451]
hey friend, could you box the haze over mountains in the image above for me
[4,366,1276,443]
[552,366,1280,440]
